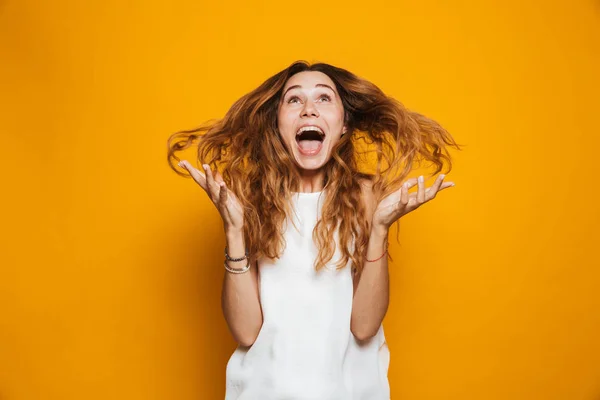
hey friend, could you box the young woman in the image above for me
[167,60,461,399]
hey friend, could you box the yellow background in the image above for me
[1,0,599,398]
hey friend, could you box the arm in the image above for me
[221,229,263,347]
[351,226,389,341]
[177,160,264,348]
[350,182,390,340]
[351,173,455,340]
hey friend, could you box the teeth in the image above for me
[296,126,324,136]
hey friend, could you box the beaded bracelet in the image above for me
[224,259,251,274]
[225,246,248,262]
[365,242,389,262]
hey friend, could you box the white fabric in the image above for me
[225,190,390,399]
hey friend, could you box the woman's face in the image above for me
[277,71,347,171]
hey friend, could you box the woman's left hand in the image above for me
[372,174,455,231]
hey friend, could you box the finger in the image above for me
[203,164,218,196]
[403,177,419,189]
[439,181,455,190]
[425,174,446,201]
[178,160,207,191]
[396,181,410,212]
[218,182,228,207]
[417,175,425,203]
[392,181,413,218]
[432,174,445,191]
[395,178,417,211]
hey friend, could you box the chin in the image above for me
[295,161,323,171]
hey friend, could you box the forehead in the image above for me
[283,71,337,92]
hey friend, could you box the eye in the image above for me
[286,93,332,104]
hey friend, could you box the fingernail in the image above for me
[440,174,445,180]
[418,175,424,183]
[203,164,208,170]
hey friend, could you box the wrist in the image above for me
[370,223,389,238]
[225,227,244,239]
[224,229,249,272]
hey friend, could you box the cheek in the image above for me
[278,113,296,134]
[326,111,345,129]
[327,104,345,121]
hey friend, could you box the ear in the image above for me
[342,126,347,137]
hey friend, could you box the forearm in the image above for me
[350,225,390,340]
[221,229,263,347]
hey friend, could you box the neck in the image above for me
[297,168,325,193]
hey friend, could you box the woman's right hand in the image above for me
[178,160,245,234]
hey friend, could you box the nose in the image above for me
[301,99,319,118]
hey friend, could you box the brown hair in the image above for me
[167,60,463,275]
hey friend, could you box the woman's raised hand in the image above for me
[372,174,455,231]
[178,160,245,234]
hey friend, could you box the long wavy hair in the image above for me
[167,60,463,275]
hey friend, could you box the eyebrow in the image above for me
[282,83,336,98]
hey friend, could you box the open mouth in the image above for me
[295,127,325,156]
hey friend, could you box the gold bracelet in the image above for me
[224,259,251,274]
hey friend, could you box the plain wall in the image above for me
[1,0,599,398]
